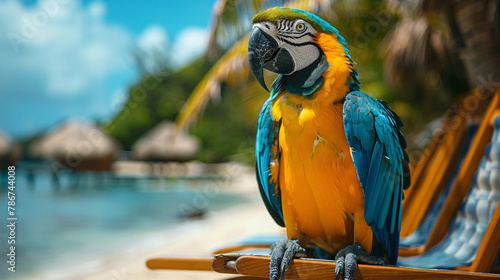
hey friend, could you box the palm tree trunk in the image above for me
[453,0,500,90]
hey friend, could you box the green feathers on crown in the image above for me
[252,7,336,36]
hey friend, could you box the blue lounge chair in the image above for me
[398,114,500,268]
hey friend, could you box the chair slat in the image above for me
[471,200,500,272]
[146,256,213,271]
[402,89,491,237]
[230,255,500,279]
[425,92,500,251]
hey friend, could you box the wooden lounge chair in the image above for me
[400,122,479,247]
[398,111,500,268]
[401,89,492,237]
[400,91,500,257]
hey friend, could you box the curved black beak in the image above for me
[248,27,279,92]
[248,27,296,92]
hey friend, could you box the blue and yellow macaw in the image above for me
[248,7,411,280]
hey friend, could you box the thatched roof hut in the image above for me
[31,122,120,171]
[0,131,20,169]
[132,121,200,162]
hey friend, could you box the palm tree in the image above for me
[444,0,500,88]
[384,0,500,115]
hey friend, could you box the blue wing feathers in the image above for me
[365,142,383,223]
[378,159,394,228]
[256,98,285,227]
[343,91,410,265]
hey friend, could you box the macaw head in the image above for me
[248,7,358,94]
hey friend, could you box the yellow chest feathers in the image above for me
[265,30,372,254]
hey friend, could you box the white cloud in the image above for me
[171,26,208,68]
[138,25,169,54]
[88,1,105,18]
[109,87,128,114]
[135,25,207,71]
[0,0,136,137]
[1,0,134,96]
[136,25,169,72]
[0,0,210,138]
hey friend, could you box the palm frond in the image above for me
[177,34,250,130]
[207,0,264,57]
[206,0,333,57]
[383,16,433,86]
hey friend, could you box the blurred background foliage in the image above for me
[105,0,500,163]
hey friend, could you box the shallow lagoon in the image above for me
[0,162,248,279]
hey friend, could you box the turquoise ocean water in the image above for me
[0,162,248,279]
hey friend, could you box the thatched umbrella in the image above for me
[132,121,200,162]
[31,122,120,172]
[0,131,20,169]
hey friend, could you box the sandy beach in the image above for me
[87,202,280,280]
[20,170,283,280]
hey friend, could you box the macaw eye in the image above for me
[295,22,306,32]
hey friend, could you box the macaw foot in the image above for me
[334,244,385,280]
[269,239,307,280]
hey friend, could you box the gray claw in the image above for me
[334,255,344,280]
[269,239,306,280]
[334,244,385,280]
[344,253,357,280]
[280,261,286,280]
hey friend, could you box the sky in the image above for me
[0,0,218,139]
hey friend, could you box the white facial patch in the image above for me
[252,20,320,74]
